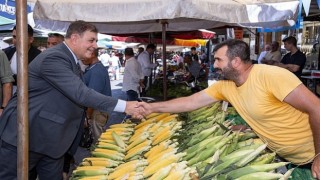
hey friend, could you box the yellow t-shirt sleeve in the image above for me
[204,81,226,101]
[263,67,302,101]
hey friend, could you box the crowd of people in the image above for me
[0,20,319,180]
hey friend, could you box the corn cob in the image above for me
[96,142,125,153]
[126,132,150,150]
[157,114,179,123]
[91,150,124,161]
[148,121,163,135]
[144,140,172,158]
[108,160,148,179]
[279,168,295,180]
[101,131,132,137]
[187,133,235,165]
[152,124,175,141]
[220,149,255,162]
[236,138,264,149]
[249,152,276,165]
[129,126,153,143]
[97,139,116,145]
[135,113,170,130]
[76,175,108,180]
[163,167,190,180]
[112,131,127,149]
[72,166,113,176]
[147,147,178,165]
[99,134,129,142]
[143,152,186,178]
[234,172,284,180]
[186,125,218,146]
[152,130,175,145]
[109,123,135,129]
[104,127,133,133]
[125,144,152,161]
[148,164,174,180]
[145,113,161,119]
[226,162,289,179]
[80,158,120,167]
[185,135,224,156]
[235,144,267,167]
[200,149,252,179]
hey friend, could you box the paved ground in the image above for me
[72,75,126,171]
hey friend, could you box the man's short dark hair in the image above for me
[146,44,156,50]
[213,39,251,63]
[191,47,196,51]
[282,36,297,47]
[13,24,34,37]
[48,33,65,40]
[124,48,134,56]
[66,20,98,39]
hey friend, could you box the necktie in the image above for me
[76,62,84,81]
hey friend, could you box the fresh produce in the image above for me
[71,102,293,180]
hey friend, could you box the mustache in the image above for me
[214,68,222,72]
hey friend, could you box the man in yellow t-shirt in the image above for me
[139,39,320,179]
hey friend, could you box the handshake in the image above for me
[124,101,154,119]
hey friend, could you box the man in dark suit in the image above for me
[0,21,143,180]
[2,24,41,93]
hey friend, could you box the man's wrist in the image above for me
[0,106,6,109]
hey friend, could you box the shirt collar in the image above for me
[64,42,80,64]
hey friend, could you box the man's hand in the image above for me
[125,101,146,119]
[0,109,3,117]
[312,154,320,179]
[137,102,153,117]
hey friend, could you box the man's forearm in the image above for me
[150,91,216,113]
[2,83,12,107]
[309,114,320,155]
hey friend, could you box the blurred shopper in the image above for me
[82,48,112,143]
[0,50,14,117]
[135,47,144,59]
[274,36,306,79]
[98,49,110,70]
[261,41,281,64]
[110,52,120,80]
[137,44,157,96]
[47,33,65,48]
[122,48,144,101]
[2,24,41,93]
[257,43,271,64]
[190,46,199,63]
[200,50,207,64]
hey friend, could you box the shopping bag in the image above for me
[79,122,93,148]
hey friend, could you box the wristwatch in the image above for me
[0,106,5,109]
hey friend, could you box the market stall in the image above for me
[69,102,294,179]
[32,0,300,100]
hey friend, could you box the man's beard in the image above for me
[216,62,239,81]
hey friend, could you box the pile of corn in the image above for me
[71,102,294,180]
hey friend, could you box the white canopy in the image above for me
[33,0,300,34]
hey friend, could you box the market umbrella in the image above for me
[32,0,300,100]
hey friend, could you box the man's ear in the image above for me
[231,57,241,68]
[28,36,34,44]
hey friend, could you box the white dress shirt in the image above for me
[122,56,144,93]
[137,51,157,76]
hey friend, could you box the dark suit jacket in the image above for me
[3,45,41,85]
[0,43,118,158]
